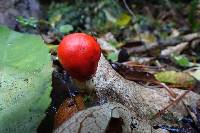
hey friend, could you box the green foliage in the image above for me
[59,24,74,34]
[155,71,196,88]
[83,95,91,106]
[171,54,191,67]
[135,15,151,27]
[115,13,131,27]
[0,26,52,133]
[107,52,118,62]
[134,15,154,32]
[16,16,38,28]
[48,0,124,33]
[108,40,119,48]
[188,0,200,31]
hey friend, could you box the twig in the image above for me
[122,0,143,42]
[154,89,191,118]
[159,83,177,98]
[122,0,135,19]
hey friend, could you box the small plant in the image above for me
[16,16,38,28]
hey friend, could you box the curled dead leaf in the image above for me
[54,95,85,128]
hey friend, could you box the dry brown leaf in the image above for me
[54,95,85,128]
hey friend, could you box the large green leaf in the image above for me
[0,25,52,133]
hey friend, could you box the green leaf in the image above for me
[0,25,52,133]
[108,40,119,48]
[116,13,131,27]
[171,54,191,67]
[16,16,38,28]
[107,52,118,62]
[155,71,197,88]
[59,24,74,34]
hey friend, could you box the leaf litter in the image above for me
[1,0,200,132]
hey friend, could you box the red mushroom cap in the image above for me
[57,33,101,81]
